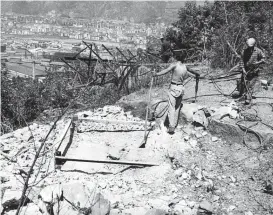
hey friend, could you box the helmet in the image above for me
[246,38,256,47]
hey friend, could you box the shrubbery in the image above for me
[166,1,273,69]
[1,72,73,133]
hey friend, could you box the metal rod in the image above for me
[62,122,75,156]
[127,49,135,58]
[102,44,116,60]
[60,58,85,78]
[116,47,128,61]
[88,44,92,78]
[83,41,115,72]
[55,156,159,166]
[56,119,72,151]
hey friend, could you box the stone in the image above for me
[230,176,236,183]
[110,209,121,215]
[187,201,196,208]
[122,207,147,215]
[244,211,254,215]
[212,195,219,202]
[261,80,268,86]
[180,103,200,122]
[107,148,121,160]
[181,172,188,179]
[38,181,110,215]
[211,136,218,142]
[148,197,169,211]
[145,209,166,215]
[195,132,203,139]
[2,190,30,212]
[193,110,209,128]
[22,130,33,142]
[227,205,236,212]
[184,136,190,141]
[174,169,183,177]
[212,106,232,120]
[229,110,238,119]
[174,200,192,215]
[202,131,208,136]
[199,200,213,212]
[91,193,111,215]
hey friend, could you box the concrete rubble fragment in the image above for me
[193,109,209,128]
[76,105,152,132]
[198,200,213,214]
[38,181,110,215]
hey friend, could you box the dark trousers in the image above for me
[238,72,259,102]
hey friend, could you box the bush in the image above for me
[1,71,75,134]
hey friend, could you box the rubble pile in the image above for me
[1,101,272,215]
[0,124,57,214]
[77,105,153,132]
[182,101,240,129]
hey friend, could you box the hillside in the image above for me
[1,1,188,24]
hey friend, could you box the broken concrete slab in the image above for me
[38,181,110,215]
[208,119,273,146]
[91,193,111,215]
[180,103,200,122]
[193,109,209,128]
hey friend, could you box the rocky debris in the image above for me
[193,109,209,129]
[263,180,273,195]
[211,136,218,142]
[198,200,213,214]
[180,103,202,122]
[173,200,194,215]
[211,101,239,120]
[148,196,172,212]
[38,181,110,215]
[76,105,152,132]
[1,99,272,215]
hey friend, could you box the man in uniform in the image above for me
[238,38,265,104]
[153,57,202,134]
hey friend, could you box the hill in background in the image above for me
[1,1,190,24]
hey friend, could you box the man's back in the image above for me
[171,62,194,84]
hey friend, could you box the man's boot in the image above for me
[167,127,175,134]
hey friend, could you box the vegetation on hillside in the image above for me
[165,1,273,68]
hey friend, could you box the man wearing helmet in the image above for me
[238,38,265,104]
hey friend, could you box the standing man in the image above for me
[160,37,173,63]
[153,57,202,134]
[238,38,265,104]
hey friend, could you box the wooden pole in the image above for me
[32,62,35,80]
[55,156,159,166]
